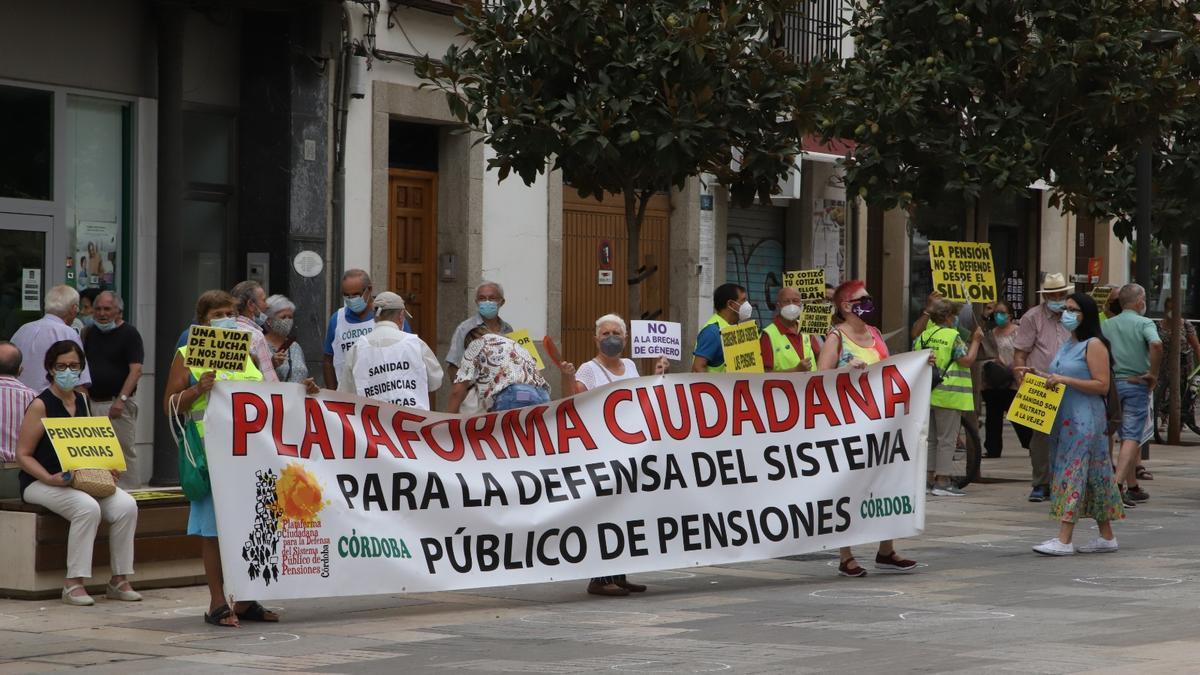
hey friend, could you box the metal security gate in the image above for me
[726,204,787,327]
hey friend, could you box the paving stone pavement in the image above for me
[3,428,1200,674]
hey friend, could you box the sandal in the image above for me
[236,601,280,623]
[1136,466,1154,481]
[204,603,238,627]
[838,558,867,577]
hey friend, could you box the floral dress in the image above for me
[1048,338,1124,523]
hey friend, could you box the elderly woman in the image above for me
[15,340,140,606]
[164,290,316,627]
[573,314,667,597]
[264,294,309,384]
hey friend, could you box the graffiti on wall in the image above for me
[726,233,784,327]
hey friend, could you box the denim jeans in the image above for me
[490,384,550,411]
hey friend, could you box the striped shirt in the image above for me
[0,376,36,462]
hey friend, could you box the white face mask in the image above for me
[737,301,754,322]
[780,304,802,321]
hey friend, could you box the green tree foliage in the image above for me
[829,0,1190,238]
[417,0,828,320]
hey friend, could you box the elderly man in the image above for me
[445,281,514,413]
[11,285,92,391]
[1101,283,1162,506]
[759,287,820,372]
[339,292,442,410]
[1013,272,1073,502]
[324,269,376,389]
[692,283,751,373]
[0,342,36,463]
[230,280,281,383]
[82,291,145,489]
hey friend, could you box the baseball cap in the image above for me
[373,291,407,311]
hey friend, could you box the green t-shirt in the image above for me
[1100,311,1161,380]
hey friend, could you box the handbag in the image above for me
[983,360,1015,390]
[170,393,212,501]
[70,468,117,498]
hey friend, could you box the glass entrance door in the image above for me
[0,212,51,340]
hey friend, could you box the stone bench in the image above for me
[0,473,204,599]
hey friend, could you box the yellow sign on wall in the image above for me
[720,321,764,373]
[185,325,251,373]
[928,240,997,303]
[506,329,546,370]
[42,416,127,471]
[782,269,826,301]
[1006,374,1066,434]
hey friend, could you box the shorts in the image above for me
[187,492,219,537]
[490,384,551,411]
[1115,380,1150,442]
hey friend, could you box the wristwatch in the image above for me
[119,394,129,402]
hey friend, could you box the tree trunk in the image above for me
[624,188,643,323]
[1168,238,1183,445]
[971,190,992,244]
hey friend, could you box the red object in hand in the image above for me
[543,335,563,364]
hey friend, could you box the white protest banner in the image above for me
[205,352,931,600]
[631,320,683,360]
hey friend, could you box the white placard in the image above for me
[293,250,324,278]
[631,319,683,360]
[21,268,41,311]
[598,270,613,286]
[204,352,931,600]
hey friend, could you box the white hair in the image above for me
[476,280,505,299]
[266,294,295,317]
[595,313,627,335]
[96,290,125,313]
[44,285,80,317]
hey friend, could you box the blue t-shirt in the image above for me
[322,309,410,355]
[694,322,724,367]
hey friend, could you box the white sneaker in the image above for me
[1077,537,1119,553]
[931,485,966,497]
[1032,538,1075,556]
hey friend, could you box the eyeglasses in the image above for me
[52,364,83,373]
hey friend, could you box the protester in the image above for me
[340,292,442,409]
[74,287,102,333]
[163,290,314,627]
[230,281,281,383]
[915,299,983,495]
[980,300,1030,456]
[324,269,377,389]
[692,283,750,373]
[1019,293,1124,555]
[759,287,821,372]
[264,294,309,384]
[81,291,144,489]
[448,327,569,413]
[816,279,917,576]
[0,342,35,462]
[446,280,514,380]
[1154,295,1200,445]
[11,285,92,392]
[1101,284,1161,507]
[15,340,140,605]
[1013,273,1073,502]
[571,314,666,597]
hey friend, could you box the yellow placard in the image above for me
[797,302,833,335]
[505,329,546,370]
[42,417,126,471]
[928,240,997,304]
[720,321,764,373]
[782,269,826,301]
[185,324,251,373]
[1091,285,1113,307]
[1006,373,1066,434]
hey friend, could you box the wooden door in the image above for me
[387,169,438,344]
[562,187,671,367]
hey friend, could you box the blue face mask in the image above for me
[993,312,1009,327]
[1061,310,1080,332]
[478,300,500,320]
[344,295,368,314]
[81,316,95,328]
[94,321,117,332]
[1047,300,1066,313]
[211,317,239,330]
[54,369,80,390]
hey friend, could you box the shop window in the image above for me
[66,96,131,302]
[0,85,53,201]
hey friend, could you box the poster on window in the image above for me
[75,220,118,290]
[812,199,846,287]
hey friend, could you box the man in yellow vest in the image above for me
[691,283,751,373]
[915,299,983,496]
[759,287,820,372]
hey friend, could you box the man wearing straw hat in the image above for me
[1013,272,1073,502]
